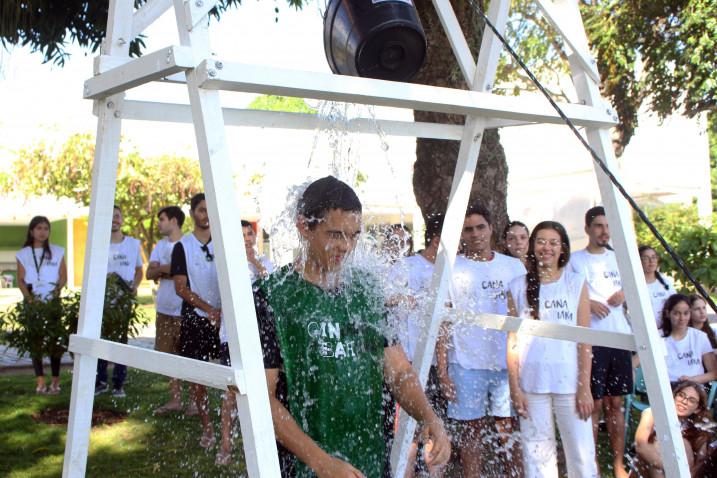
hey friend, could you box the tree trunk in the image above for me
[412,0,509,244]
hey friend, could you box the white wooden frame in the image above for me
[62,1,688,477]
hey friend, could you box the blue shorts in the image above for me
[447,364,511,420]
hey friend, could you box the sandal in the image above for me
[199,434,216,450]
[153,403,183,415]
[47,384,61,395]
[35,385,48,395]
[215,450,233,466]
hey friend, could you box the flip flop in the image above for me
[153,403,183,415]
[199,434,216,450]
[215,451,233,466]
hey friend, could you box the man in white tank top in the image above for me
[171,193,222,450]
[147,205,194,416]
[568,206,632,478]
[95,206,143,398]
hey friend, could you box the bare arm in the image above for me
[435,322,455,402]
[506,292,528,418]
[383,345,451,468]
[682,352,717,384]
[16,260,32,300]
[173,275,221,324]
[576,283,594,420]
[146,261,171,281]
[264,368,366,478]
[132,266,143,294]
[54,257,67,296]
[634,409,662,470]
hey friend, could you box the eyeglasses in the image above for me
[641,255,659,262]
[675,391,699,406]
[200,243,214,262]
[535,238,561,247]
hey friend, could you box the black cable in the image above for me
[470,2,717,315]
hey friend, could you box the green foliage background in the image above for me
[634,203,717,295]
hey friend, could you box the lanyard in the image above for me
[32,248,46,276]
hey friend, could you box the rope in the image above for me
[470,1,717,314]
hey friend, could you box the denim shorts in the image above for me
[447,363,511,420]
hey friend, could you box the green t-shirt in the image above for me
[256,265,389,478]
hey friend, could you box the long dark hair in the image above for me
[525,221,571,319]
[673,381,714,456]
[688,294,717,349]
[661,293,690,337]
[22,216,52,260]
[638,245,669,291]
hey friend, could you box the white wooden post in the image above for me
[171,1,281,476]
[62,1,133,476]
[554,1,689,476]
[390,1,512,476]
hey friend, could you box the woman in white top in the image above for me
[16,216,67,394]
[661,293,717,385]
[688,294,717,353]
[638,245,676,328]
[503,220,530,267]
[507,220,597,477]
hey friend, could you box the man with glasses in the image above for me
[171,193,221,449]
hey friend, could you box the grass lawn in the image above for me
[0,369,246,478]
[1,366,634,478]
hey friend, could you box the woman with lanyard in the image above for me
[16,216,67,394]
[507,220,597,477]
[638,245,676,328]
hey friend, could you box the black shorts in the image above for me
[219,342,231,366]
[591,346,633,399]
[179,310,220,362]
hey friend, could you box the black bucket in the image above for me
[323,0,427,82]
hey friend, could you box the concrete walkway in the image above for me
[0,324,156,373]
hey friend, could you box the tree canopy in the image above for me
[2,133,203,258]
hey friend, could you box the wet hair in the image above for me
[638,245,669,291]
[241,220,253,229]
[672,381,713,455]
[585,206,605,227]
[113,205,121,213]
[424,213,445,246]
[23,216,52,260]
[465,203,492,225]
[502,221,530,258]
[190,193,205,211]
[525,221,571,320]
[688,294,717,349]
[158,206,185,228]
[661,293,691,337]
[298,176,362,230]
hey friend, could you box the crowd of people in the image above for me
[14,177,717,477]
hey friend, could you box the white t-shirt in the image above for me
[664,327,713,381]
[176,233,220,319]
[149,238,182,317]
[387,254,436,361]
[646,276,676,328]
[16,244,65,301]
[508,270,586,394]
[568,248,631,334]
[450,252,526,370]
[219,255,274,343]
[108,236,143,284]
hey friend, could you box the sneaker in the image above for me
[111,388,126,398]
[94,382,109,396]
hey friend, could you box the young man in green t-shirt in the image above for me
[256,176,450,478]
